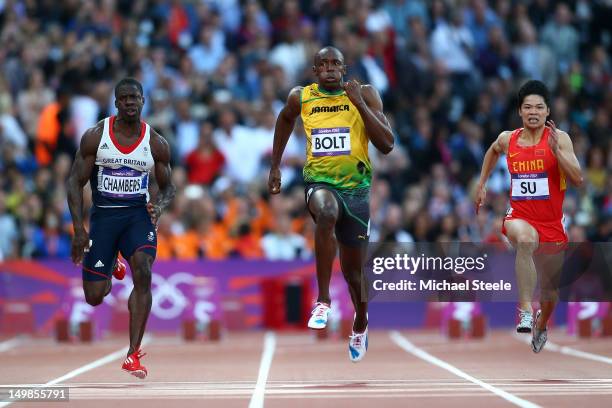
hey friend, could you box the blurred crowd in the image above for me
[0,0,610,261]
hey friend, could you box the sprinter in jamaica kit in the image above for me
[268,47,394,362]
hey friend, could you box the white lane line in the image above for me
[0,336,151,408]
[0,337,25,353]
[513,333,612,365]
[390,331,540,408]
[248,331,276,408]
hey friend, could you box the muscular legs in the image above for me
[82,251,152,355]
[82,256,121,304]
[83,280,110,306]
[505,218,562,330]
[339,244,368,333]
[505,219,539,313]
[308,188,368,333]
[127,251,153,355]
[534,252,564,330]
[308,189,339,305]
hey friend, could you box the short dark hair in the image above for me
[114,77,143,98]
[518,80,550,107]
[314,46,344,64]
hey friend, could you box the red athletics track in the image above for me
[0,329,611,407]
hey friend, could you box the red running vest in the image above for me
[506,127,566,223]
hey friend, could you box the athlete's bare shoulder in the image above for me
[359,83,377,95]
[79,121,105,156]
[359,83,384,110]
[149,128,171,163]
[289,85,303,95]
[281,86,303,117]
[83,120,104,140]
[554,129,576,151]
[493,130,512,154]
[287,86,302,105]
[556,129,571,140]
[499,130,512,142]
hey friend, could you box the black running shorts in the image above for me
[305,182,370,246]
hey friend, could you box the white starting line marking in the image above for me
[390,331,540,408]
[2,378,611,401]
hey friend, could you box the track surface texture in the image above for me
[1,329,611,407]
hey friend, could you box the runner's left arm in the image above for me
[148,131,176,224]
[548,122,583,187]
[343,80,394,154]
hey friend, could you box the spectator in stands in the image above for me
[0,191,18,260]
[541,3,580,73]
[185,121,225,185]
[261,213,310,260]
[0,0,607,261]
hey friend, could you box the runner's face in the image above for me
[519,95,549,130]
[313,50,346,90]
[115,85,144,122]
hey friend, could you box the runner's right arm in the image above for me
[475,131,510,213]
[268,86,302,194]
[67,124,102,264]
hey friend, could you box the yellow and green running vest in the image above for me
[300,83,372,190]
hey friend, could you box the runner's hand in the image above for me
[343,79,365,107]
[71,228,89,265]
[147,202,161,225]
[268,167,281,194]
[475,184,487,214]
[547,120,559,155]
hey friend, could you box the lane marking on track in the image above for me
[248,331,276,408]
[513,333,612,365]
[0,336,151,408]
[390,331,541,408]
[0,337,25,353]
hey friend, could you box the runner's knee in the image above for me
[316,206,338,229]
[514,230,538,252]
[83,281,108,306]
[310,190,339,229]
[84,291,105,306]
[131,253,152,290]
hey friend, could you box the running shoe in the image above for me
[113,258,126,280]
[349,326,368,363]
[531,310,547,353]
[307,302,331,330]
[122,349,148,379]
[516,308,533,333]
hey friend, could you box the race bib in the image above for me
[511,172,549,200]
[311,127,351,157]
[98,166,148,198]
